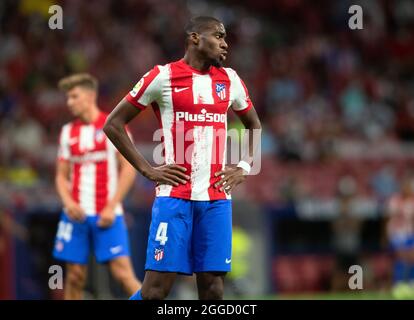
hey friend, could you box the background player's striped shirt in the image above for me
[57,112,123,216]
[125,59,253,201]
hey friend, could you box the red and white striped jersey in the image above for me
[125,59,253,201]
[57,112,123,216]
[387,194,414,236]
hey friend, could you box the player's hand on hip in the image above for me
[146,164,190,186]
[214,165,246,194]
[65,200,86,222]
[97,204,116,228]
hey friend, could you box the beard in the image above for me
[210,57,223,68]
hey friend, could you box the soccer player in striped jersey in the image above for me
[386,178,414,298]
[53,73,141,299]
[104,16,262,300]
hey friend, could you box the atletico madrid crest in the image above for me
[216,83,226,100]
[154,248,164,261]
[55,240,64,252]
[95,129,105,143]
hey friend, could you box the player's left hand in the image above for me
[97,204,116,228]
[214,165,247,194]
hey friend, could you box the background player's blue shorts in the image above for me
[145,197,232,275]
[52,211,130,264]
[390,233,414,250]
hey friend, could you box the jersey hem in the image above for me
[155,193,231,201]
[234,102,253,116]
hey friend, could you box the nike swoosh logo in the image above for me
[110,246,123,254]
[225,258,231,264]
[174,87,189,93]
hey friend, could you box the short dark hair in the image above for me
[185,16,222,35]
[58,73,98,92]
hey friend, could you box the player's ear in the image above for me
[189,32,200,45]
[87,89,97,102]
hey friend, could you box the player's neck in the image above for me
[183,53,211,73]
[79,105,100,123]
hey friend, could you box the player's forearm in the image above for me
[236,108,262,166]
[240,118,262,167]
[103,118,153,178]
[55,173,75,207]
[241,126,261,165]
[106,164,136,208]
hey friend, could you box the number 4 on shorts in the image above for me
[57,221,73,242]
[155,222,168,245]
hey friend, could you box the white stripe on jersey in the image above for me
[78,125,96,215]
[79,125,95,152]
[58,123,72,160]
[156,64,174,197]
[190,126,214,200]
[79,162,96,215]
[192,73,214,105]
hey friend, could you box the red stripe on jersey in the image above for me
[72,163,81,204]
[95,160,108,213]
[169,62,194,198]
[70,123,81,203]
[208,72,230,200]
[95,114,109,213]
[152,102,162,128]
[125,66,161,110]
[152,101,166,160]
[207,129,222,199]
[70,121,82,156]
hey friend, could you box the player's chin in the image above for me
[211,58,224,68]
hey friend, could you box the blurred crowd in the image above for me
[1,0,414,228]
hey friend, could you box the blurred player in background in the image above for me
[53,73,141,299]
[104,16,261,300]
[386,177,414,299]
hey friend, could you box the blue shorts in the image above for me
[390,233,414,250]
[52,211,130,264]
[145,197,232,275]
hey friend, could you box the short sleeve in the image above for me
[226,68,253,116]
[125,65,162,110]
[57,124,71,161]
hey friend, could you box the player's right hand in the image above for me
[145,164,190,186]
[65,200,86,222]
